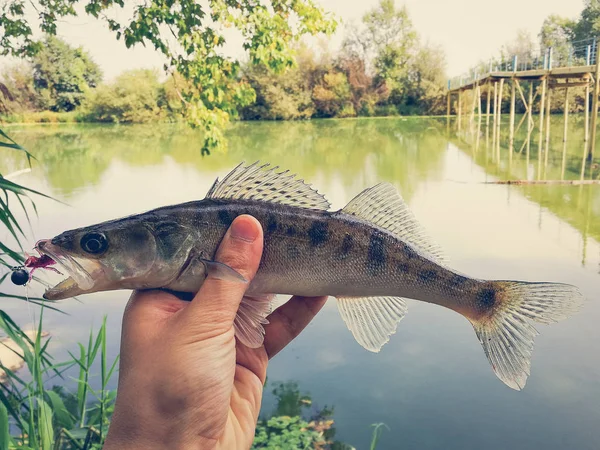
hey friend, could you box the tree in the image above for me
[312,70,354,117]
[356,0,419,109]
[501,29,537,67]
[0,62,40,112]
[240,65,314,120]
[0,0,337,153]
[409,44,447,114]
[32,36,102,111]
[539,16,576,65]
[573,0,600,42]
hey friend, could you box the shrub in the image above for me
[82,70,165,123]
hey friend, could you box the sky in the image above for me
[4,0,588,80]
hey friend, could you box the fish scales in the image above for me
[172,200,479,310]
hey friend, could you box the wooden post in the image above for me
[590,40,600,162]
[470,85,477,131]
[509,78,516,161]
[585,79,590,147]
[544,85,553,171]
[447,92,451,116]
[561,87,569,180]
[476,84,482,150]
[478,84,482,120]
[527,82,533,166]
[486,82,491,128]
[458,89,463,131]
[582,78,591,180]
[492,81,498,151]
[497,78,504,161]
[486,82,491,145]
[538,77,547,180]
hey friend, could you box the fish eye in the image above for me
[80,232,108,254]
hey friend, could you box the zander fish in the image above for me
[35,162,583,390]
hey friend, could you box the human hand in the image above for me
[103,215,328,450]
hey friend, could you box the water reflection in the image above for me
[2,119,448,203]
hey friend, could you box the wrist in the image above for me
[104,412,219,450]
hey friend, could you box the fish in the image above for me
[35,162,584,390]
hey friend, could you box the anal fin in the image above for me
[336,296,408,352]
[234,293,275,348]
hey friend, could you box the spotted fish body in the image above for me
[37,162,584,391]
[163,200,472,306]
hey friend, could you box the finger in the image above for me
[122,289,189,340]
[263,295,328,358]
[185,215,263,325]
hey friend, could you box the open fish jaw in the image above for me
[36,240,96,299]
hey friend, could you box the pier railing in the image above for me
[448,37,598,91]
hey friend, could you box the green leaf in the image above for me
[0,402,10,450]
[0,128,35,166]
[47,390,76,430]
[369,423,389,450]
[39,399,54,450]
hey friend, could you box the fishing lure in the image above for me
[10,251,61,286]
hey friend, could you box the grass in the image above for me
[0,112,81,124]
[0,312,118,449]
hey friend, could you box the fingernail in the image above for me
[230,216,259,243]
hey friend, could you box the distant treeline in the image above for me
[0,1,448,124]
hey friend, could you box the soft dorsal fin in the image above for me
[206,162,330,210]
[342,183,446,265]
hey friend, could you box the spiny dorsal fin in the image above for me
[342,183,446,265]
[206,162,330,210]
[336,295,408,352]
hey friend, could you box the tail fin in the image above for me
[472,281,583,390]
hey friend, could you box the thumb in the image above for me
[183,214,264,328]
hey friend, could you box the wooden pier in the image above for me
[447,45,599,179]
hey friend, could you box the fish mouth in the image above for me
[36,240,99,300]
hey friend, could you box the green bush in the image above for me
[252,416,329,449]
[312,71,355,118]
[81,70,167,124]
[241,65,314,121]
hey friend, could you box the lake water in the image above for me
[1,117,599,449]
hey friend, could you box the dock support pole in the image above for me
[497,78,504,161]
[486,83,491,128]
[562,87,569,180]
[476,84,482,150]
[582,79,591,179]
[544,85,553,172]
[527,82,533,165]
[509,78,516,161]
[538,77,547,179]
[590,39,600,162]
[470,85,477,132]
[492,81,498,151]
[458,89,462,131]
[478,84,482,121]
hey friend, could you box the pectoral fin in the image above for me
[234,294,275,348]
[200,259,248,283]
